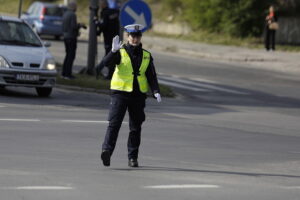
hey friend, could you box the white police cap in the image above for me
[124,24,145,33]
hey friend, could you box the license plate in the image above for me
[16,74,39,81]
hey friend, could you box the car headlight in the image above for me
[44,59,56,70]
[0,56,10,68]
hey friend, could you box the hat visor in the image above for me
[128,31,142,37]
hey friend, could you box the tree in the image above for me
[162,0,278,37]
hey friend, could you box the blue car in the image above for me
[21,2,66,40]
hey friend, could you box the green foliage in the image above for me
[162,0,278,37]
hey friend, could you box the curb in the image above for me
[56,84,110,95]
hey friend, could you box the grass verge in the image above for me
[146,30,300,52]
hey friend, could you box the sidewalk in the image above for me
[140,35,300,76]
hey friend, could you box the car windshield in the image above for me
[45,7,65,17]
[0,21,42,47]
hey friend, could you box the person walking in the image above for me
[100,24,161,168]
[265,5,278,51]
[62,1,86,79]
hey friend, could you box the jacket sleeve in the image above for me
[102,51,121,68]
[146,55,160,95]
[70,13,79,36]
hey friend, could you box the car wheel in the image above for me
[36,87,52,97]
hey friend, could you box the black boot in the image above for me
[101,150,111,167]
[128,159,139,167]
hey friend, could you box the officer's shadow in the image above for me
[111,166,300,179]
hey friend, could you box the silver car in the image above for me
[0,15,57,97]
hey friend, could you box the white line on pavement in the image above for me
[61,120,109,123]
[0,119,40,122]
[158,79,209,92]
[160,76,247,94]
[189,77,217,83]
[0,186,74,190]
[280,186,300,189]
[61,120,128,124]
[143,184,220,189]
[289,151,300,154]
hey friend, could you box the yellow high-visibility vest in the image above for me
[111,48,150,93]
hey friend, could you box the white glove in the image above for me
[111,35,122,53]
[154,93,162,103]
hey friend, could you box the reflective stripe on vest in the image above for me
[111,48,150,93]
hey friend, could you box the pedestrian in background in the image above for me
[100,24,161,168]
[62,1,86,79]
[107,0,121,9]
[265,5,278,51]
[94,0,120,79]
[95,0,120,55]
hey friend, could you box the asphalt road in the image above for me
[0,38,299,200]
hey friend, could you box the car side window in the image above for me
[9,23,22,41]
[32,4,41,16]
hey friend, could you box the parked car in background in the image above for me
[21,2,66,40]
[0,16,57,97]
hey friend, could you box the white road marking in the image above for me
[61,120,128,124]
[143,184,220,189]
[0,119,128,124]
[189,77,217,83]
[160,76,247,94]
[158,79,209,92]
[61,120,109,123]
[289,151,300,154]
[0,119,40,122]
[0,186,74,190]
[280,186,300,189]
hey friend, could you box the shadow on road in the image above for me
[1,77,300,116]
[0,87,109,110]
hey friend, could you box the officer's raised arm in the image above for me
[102,35,122,67]
[111,35,122,53]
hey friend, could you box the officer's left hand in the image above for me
[154,93,162,103]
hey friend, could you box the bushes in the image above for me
[162,0,278,37]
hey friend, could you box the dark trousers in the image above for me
[265,29,276,50]
[102,94,146,159]
[62,38,77,77]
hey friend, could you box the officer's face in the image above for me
[128,34,142,46]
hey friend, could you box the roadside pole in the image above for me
[18,0,23,18]
[87,0,99,75]
[119,0,127,41]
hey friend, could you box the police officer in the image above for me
[100,24,161,167]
